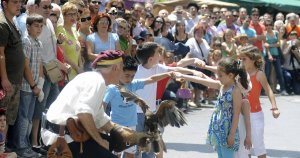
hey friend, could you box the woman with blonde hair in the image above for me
[57,2,83,80]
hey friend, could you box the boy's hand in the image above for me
[272,109,280,118]
[244,135,252,150]
[171,72,183,79]
[194,59,205,68]
[227,133,235,147]
[193,70,204,78]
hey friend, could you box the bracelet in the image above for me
[30,84,37,90]
[270,108,278,111]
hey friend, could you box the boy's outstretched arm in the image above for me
[143,72,172,85]
[172,72,221,90]
[176,58,205,68]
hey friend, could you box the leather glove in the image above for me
[108,125,153,152]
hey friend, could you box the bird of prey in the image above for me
[116,85,188,153]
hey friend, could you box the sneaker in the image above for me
[32,146,47,155]
[280,90,289,96]
[16,148,40,158]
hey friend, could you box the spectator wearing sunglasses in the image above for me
[57,2,83,81]
[78,9,93,71]
[89,0,101,23]
[107,7,118,33]
[149,16,165,37]
[106,0,125,14]
[249,8,266,53]
[116,18,133,56]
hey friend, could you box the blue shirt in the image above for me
[103,80,145,126]
[239,27,256,38]
[86,32,119,54]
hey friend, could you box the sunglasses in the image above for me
[213,11,220,14]
[42,5,53,10]
[201,7,208,9]
[81,16,91,22]
[252,14,259,17]
[233,15,239,17]
[156,21,163,24]
[211,17,217,19]
[109,12,117,16]
[91,1,101,5]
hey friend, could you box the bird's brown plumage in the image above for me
[116,85,188,153]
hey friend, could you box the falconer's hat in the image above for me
[91,50,124,69]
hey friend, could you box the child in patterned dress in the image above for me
[172,57,249,158]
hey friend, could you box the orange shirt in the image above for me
[250,21,265,52]
[248,71,262,113]
[286,24,300,37]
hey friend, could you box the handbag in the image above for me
[47,125,73,158]
[65,117,90,153]
[43,60,64,83]
[176,81,192,99]
[66,117,90,143]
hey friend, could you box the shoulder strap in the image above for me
[195,39,205,59]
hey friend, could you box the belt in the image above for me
[46,120,70,135]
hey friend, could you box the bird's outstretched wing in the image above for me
[116,85,150,113]
[156,100,188,128]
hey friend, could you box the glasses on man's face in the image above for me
[213,11,220,14]
[211,16,217,19]
[42,5,53,10]
[201,7,208,9]
[91,1,101,5]
[233,15,239,18]
[98,20,109,25]
[252,14,259,17]
[80,16,91,22]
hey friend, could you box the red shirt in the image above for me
[250,21,265,52]
[56,46,65,87]
[248,71,262,113]
[156,62,177,100]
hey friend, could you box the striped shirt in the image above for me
[21,35,43,92]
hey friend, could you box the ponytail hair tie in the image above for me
[235,73,252,96]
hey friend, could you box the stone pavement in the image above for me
[163,95,300,158]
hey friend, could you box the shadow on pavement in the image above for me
[165,142,215,153]
[267,149,300,158]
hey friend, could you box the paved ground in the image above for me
[162,95,300,158]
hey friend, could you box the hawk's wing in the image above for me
[156,100,188,128]
[116,85,149,113]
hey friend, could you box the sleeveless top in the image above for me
[207,85,239,151]
[265,31,279,56]
[248,71,262,113]
[174,33,188,44]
